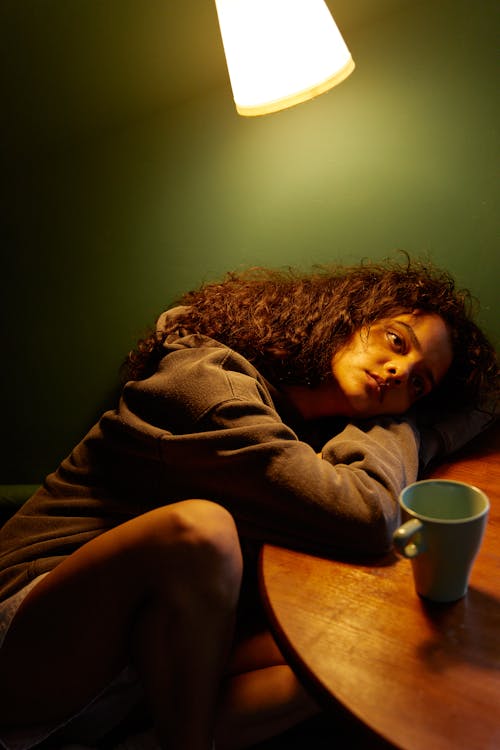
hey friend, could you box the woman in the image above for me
[0,257,497,750]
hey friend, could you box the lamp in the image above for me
[214,0,355,116]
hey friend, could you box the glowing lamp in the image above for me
[214,0,355,116]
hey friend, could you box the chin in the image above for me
[344,402,382,419]
[345,393,411,419]
[356,409,386,419]
[346,401,398,420]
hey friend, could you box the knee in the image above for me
[139,500,243,609]
[173,500,243,603]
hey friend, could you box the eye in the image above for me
[411,374,426,398]
[387,330,405,352]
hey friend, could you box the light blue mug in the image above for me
[393,479,489,602]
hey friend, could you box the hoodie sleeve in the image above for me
[186,401,418,555]
[120,342,420,556]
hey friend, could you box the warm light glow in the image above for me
[214,0,355,116]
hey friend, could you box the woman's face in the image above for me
[330,312,453,418]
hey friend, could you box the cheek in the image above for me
[386,388,414,413]
[331,333,377,376]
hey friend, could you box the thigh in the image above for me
[0,499,238,726]
[226,628,286,677]
[227,583,286,677]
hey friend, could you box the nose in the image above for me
[385,358,411,386]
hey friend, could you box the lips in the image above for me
[367,373,386,402]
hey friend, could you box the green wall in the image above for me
[2,0,498,481]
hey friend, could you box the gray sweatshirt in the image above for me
[0,333,421,602]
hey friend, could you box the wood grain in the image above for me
[259,424,500,750]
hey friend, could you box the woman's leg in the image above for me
[0,499,242,750]
[217,664,319,750]
[215,625,320,749]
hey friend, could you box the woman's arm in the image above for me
[121,342,420,556]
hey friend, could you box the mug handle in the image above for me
[393,518,425,558]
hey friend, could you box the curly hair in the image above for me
[126,256,498,411]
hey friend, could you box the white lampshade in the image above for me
[214,0,355,116]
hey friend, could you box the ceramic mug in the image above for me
[393,479,489,602]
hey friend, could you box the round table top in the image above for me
[259,424,500,750]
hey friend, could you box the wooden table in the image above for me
[259,424,500,750]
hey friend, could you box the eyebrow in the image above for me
[395,321,437,389]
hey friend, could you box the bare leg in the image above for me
[217,665,318,750]
[215,629,320,750]
[0,500,242,750]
